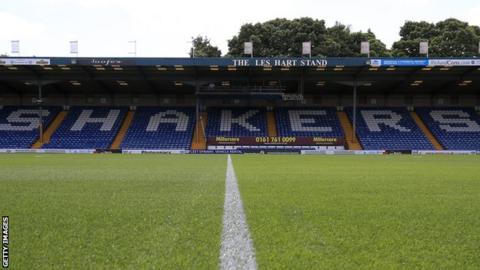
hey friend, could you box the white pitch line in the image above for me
[220,155,257,270]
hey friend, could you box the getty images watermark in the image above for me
[2,216,8,269]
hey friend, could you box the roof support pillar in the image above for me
[34,81,44,145]
[352,80,358,144]
[299,71,304,101]
[195,79,200,144]
[28,79,57,146]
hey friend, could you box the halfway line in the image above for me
[220,155,257,270]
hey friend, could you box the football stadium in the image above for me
[1,55,480,269]
[1,3,480,270]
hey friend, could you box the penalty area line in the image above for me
[219,155,257,270]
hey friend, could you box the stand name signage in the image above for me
[232,59,327,67]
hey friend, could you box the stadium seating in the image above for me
[121,107,195,150]
[205,108,268,137]
[42,107,127,149]
[346,107,433,150]
[2,105,477,151]
[416,108,480,150]
[0,106,60,148]
[276,107,343,137]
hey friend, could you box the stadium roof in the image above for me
[0,57,479,96]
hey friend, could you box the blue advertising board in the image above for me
[369,59,428,67]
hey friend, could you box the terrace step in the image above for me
[191,112,208,150]
[110,110,135,150]
[31,111,68,149]
[410,111,443,150]
[337,111,363,150]
[266,111,278,137]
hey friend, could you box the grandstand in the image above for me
[0,56,479,153]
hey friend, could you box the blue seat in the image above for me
[416,107,480,150]
[42,106,127,149]
[121,107,195,150]
[276,107,343,137]
[205,108,267,137]
[0,106,60,148]
[347,107,433,150]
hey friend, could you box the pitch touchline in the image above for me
[220,155,257,270]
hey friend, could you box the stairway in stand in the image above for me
[191,112,208,150]
[110,111,135,150]
[410,111,443,150]
[266,111,278,137]
[31,111,68,149]
[337,111,363,150]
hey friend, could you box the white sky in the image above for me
[1,0,480,57]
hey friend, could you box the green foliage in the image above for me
[190,36,222,57]
[227,17,480,57]
[392,18,480,57]
[227,18,389,57]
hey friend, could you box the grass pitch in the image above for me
[234,155,480,269]
[0,154,226,269]
[1,154,479,269]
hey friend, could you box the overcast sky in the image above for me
[1,0,479,57]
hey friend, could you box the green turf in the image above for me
[2,154,480,269]
[0,154,226,269]
[233,155,480,270]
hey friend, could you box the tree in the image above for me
[323,23,390,57]
[350,30,391,57]
[227,18,389,57]
[228,18,327,57]
[189,36,221,57]
[392,18,480,57]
